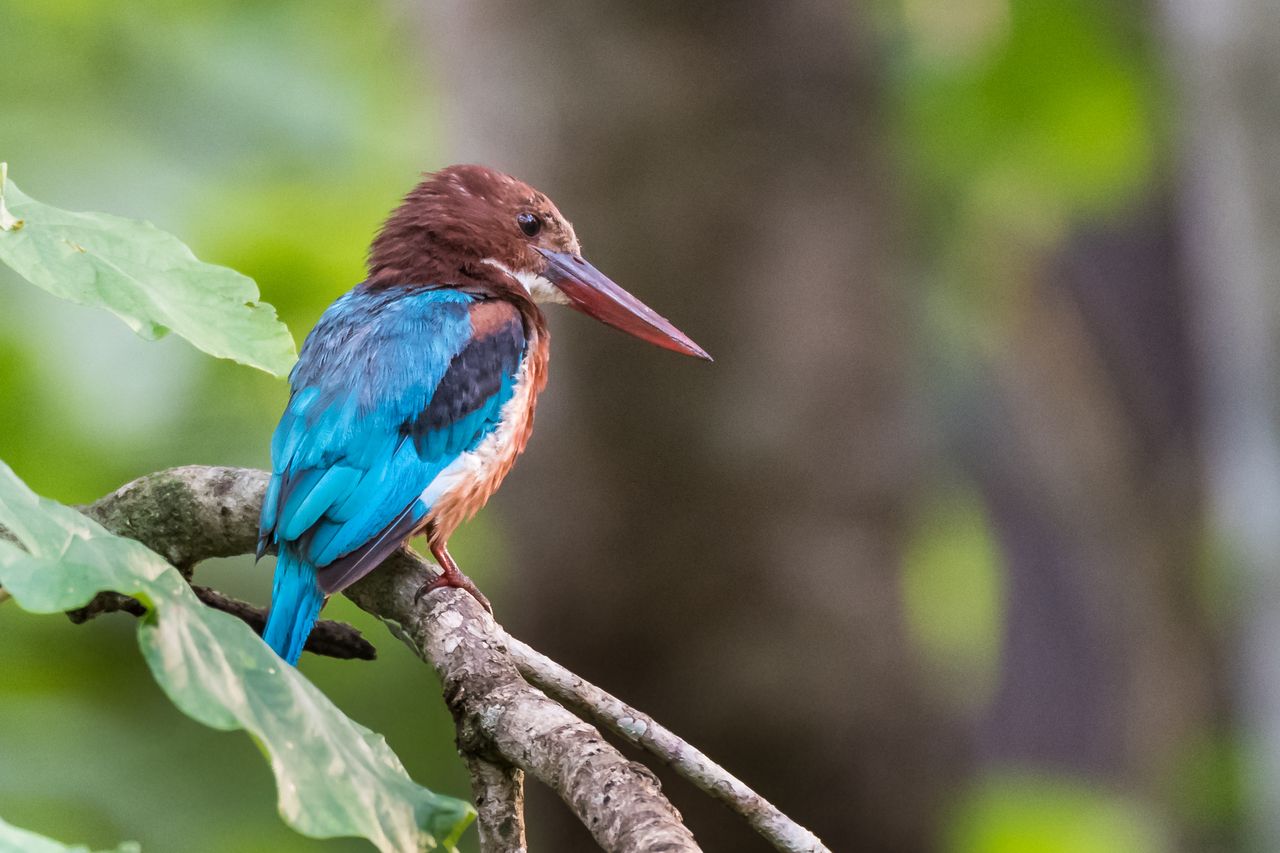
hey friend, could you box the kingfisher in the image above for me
[258,165,710,664]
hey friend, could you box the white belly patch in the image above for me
[419,353,535,512]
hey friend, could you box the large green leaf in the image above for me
[0,164,296,377]
[0,462,474,852]
[0,817,138,853]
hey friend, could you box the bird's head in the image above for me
[368,164,710,360]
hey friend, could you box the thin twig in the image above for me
[465,755,528,853]
[62,580,376,661]
[504,635,830,853]
[65,591,147,621]
[191,585,376,661]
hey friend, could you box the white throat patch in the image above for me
[482,258,570,305]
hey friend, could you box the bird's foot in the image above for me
[414,565,493,614]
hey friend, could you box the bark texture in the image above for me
[464,757,528,853]
[343,555,701,853]
[506,635,827,853]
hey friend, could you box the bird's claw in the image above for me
[413,569,493,614]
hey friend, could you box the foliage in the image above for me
[891,0,1157,246]
[0,460,474,851]
[0,153,473,848]
[0,5,479,849]
[0,816,137,853]
[0,165,295,378]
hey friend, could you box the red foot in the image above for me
[414,565,493,614]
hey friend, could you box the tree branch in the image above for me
[64,577,376,661]
[191,584,376,661]
[464,755,527,853]
[44,466,827,852]
[342,556,700,852]
[504,636,828,853]
[70,466,375,659]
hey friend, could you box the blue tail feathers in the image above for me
[263,549,326,665]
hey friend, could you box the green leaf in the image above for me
[0,164,296,377]
[0,816,138,853]
[0,462,474,852]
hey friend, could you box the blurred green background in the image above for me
[2,0,1274,850]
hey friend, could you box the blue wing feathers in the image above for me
[279,465,361,541]
[257,474,281,558]
[305,438,445,566]
[315,500,429,594]
[259,286,527,663]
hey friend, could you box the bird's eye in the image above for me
[516,212,542,237]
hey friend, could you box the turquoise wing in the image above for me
[258,287,525,594]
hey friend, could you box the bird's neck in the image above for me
[516,301,551,398]
[365,246,474,290]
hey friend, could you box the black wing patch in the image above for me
[404,306,526,458]
[315,303,527,594]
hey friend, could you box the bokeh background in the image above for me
[2,0,1277,850]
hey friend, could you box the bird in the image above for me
[258,164,710,664]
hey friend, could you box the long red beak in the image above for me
[536,249,712,361]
